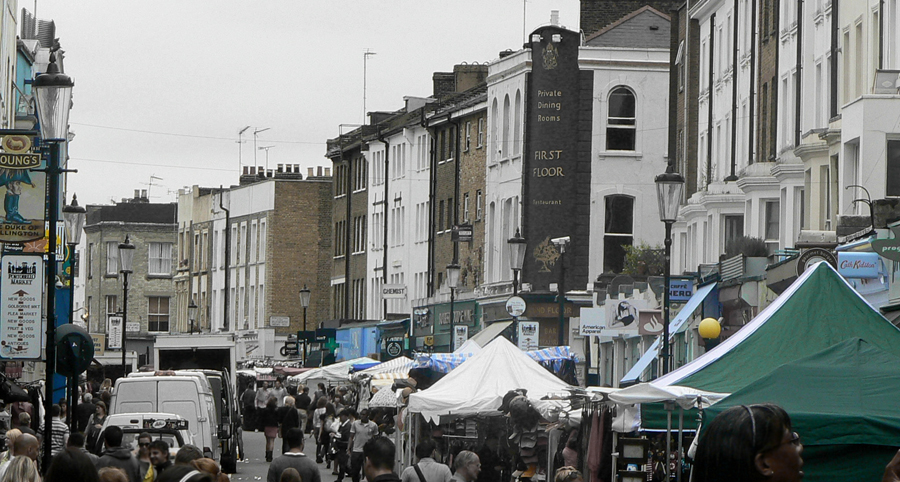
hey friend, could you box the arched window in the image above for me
[502,95,511,159]
[514,91,522,156]
[491,99,499,162]
[606,87,636,151]
[604,195,634,273]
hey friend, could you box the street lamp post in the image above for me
[62,194,85,431]
[446,263,460,352]
[655,168,685,375]
[118,236,135,376]
[188,298,198,334]
[551,237,570,347]
[299,285,310,365]
[507,229,526,345]
[33,48,74,469]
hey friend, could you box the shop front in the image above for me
[412,300,481,352]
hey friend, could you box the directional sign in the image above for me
[0,254,43,359]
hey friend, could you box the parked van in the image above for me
[110,373,219,461]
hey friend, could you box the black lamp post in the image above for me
[33,49,74,469]
[507,229,526,345]
[551,237,570,347]
[62,194,85,431]
[118,236,135,376]
[299,285,310,365]
[655,168,685,375]
[188,298,198,334]
[446,263,460,352]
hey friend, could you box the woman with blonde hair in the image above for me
[97,468,127,482]
[0,429,22,465]
[554,466,583,482]
[1,455,40,482]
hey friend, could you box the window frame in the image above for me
[603,195,635,273]
[606,87,637,152]
[106,241,119,276]
[148,242,173,276]
[148,296,170,333]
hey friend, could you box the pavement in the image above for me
[231,429,351,482]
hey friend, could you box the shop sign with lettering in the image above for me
[0,254,43,359]
[0,135,45,243]
[669,279,693,302]
[837,252,881,279]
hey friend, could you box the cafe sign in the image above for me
[0,134,45,243]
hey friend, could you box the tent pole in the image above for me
[677,408,684,482]
[666,401,673,482]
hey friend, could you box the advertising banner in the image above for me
[638,310,664,336]
[0,135,45,243]
[837,252,881,279]
[0,254,43,359]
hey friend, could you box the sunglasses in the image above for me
[139,443,150,447]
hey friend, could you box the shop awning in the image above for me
[470,320,513,347]
[620,283,717,386]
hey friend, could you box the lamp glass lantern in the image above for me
[188,299,198,324]
[299,285,311,308]
[655,171,685,223]
[446,263,461,289]
[118,236,136,273]
[33,52,74,141]
[63,194,86,246]
[507,229,527,272]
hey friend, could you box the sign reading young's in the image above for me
[0,254,43,359]
[0,135,45,243]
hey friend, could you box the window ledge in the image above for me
[352,188,367,194]
[333,255,346,260]
[352,251,365,256]
[597,151,643,160]
[147,274,173,280]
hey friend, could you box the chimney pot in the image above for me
[243,166,249,175]
[308,167,314,178]
[134,189,140,199]
[317,166,323,177]
[141,189,147,199]
[277,164,284,173]
[551,10,559,26]
[324,167,331,177]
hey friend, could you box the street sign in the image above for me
[517,321,539,351]
[506,296,526,317]
[126,322,140,333]
[0,254,43,359]
[269,316,290,327]
[451,224,473,243]
[668,279,693,302]
[0,134,45,243]
[107,315,123,349]
[453,325,468,349]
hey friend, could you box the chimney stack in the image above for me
[141,189,148,199]
[134,189,140,199]
[324,167,331,177]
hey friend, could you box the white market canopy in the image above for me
[288,357,378,385]
[352,356,414,382]
[407,337,573,422]
[608,383,728,410]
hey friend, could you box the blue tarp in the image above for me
[414,346,578,373]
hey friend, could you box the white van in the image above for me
[110,373,219,460]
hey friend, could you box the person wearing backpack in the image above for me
[400,439,451,482]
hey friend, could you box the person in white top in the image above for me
[400,439,452,482]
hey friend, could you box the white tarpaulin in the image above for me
[608,383,728,410]
[351,356,414,382]
[407,337,572,422]
[288,357,378,385]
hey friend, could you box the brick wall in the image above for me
[672,5,702,198]
[757,0,779,163]
[457,109,487,292]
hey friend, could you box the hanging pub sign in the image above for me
[0,135,44,243]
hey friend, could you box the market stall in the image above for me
[287,356,378,389]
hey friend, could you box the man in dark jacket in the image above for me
[295,386,311,432]
[75,393,96,433]
[95,425,143,482]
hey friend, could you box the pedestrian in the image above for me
[15,413,35,437]
[362,437,399,482]
[311,398,327,462]
[149,440,172,475]
[0,404,10,434]
[400,439,452,482]
[76,393,96,433]
[266,428,321,482]
[0,433,38,480]
[0,455,40,482]
[135,432,155,482]
[191,457,228,482]
[312,384,326,410]
[86,401,109,453]
[156,466,212,482]
[45,447,100,482]
[100,378,113,395]
[174,445,203,465]
[279,396,300,455]
[240,383,256,431]
[96,426,143,482]
[261,396,280,462]
[293,387,310,433]
[68,432,99,465]
[449,451,481,482]
[332,409,352,481]
[271,380,287,408]
[317,403,336,468]
[0,429,21,467]
[256,382,272,430]
[553,467,583,482]
[98,468,129,482]
[348,409,379,482]
[38,404,70,457]
[58,398,68,423]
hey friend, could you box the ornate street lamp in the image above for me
[33,49,74,469]
[118,236,135,376]
[507,229,526,346]
[446,263,461,352]
[299,285,311,365]
[62,194,85,430]
[655,168,685,374]
[188,298,198,334]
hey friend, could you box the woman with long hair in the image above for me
[190,457,229,482]
[317,403,336,469]
[85,401,108,454]
[312,397,327,463]
[260,396,280,462]
[1,455,40,482]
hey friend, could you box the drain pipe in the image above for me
[726,0,739,182]
[376,129,390,318]
[706,14,715,186]
[219,187,230,331]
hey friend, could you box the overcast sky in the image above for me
[30,1,580,206]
